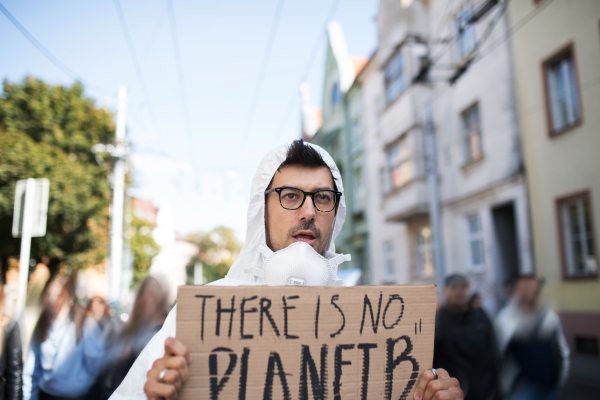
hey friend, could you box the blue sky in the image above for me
[1,0,378,240]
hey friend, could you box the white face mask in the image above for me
[252,241,350,286]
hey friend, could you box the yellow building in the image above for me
[509,0,600,356]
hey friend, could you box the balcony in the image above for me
[383,177,430,223]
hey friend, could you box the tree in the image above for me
[186,226,242,283]
[0,77,115,274]
[129,214,160,286]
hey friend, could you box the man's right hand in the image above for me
[144,337,192,400]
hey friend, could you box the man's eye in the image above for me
[284,193,298,200]
[317,193,332,201]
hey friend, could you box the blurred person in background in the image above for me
[434,274,501,400]
[87,296,123,345]
[0,278,23,400]
[88,276,168,400]
[469,292,482,311]
[494,275,569,400]
[22,273,105,400]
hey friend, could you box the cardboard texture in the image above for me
[176,285,436,400]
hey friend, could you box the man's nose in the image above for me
[299,195,316,221]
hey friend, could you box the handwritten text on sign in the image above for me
[176,285,436,400]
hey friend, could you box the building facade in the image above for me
[508,0,600,356]
[304,23,370,282]
[363,0,533,312]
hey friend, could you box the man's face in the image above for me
[265,165,337,255]
[443,282,470,309]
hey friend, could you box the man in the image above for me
[110,140,463,400]
[495,275,570,400]
[433,274,501,400]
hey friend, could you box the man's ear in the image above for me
[264,197,272,250]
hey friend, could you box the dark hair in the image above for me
[444,273,469,287]
[33,273,86,343]
[272,139,337,190]
[124,276,168,337]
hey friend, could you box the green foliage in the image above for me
[129,215,160,286]
[186,226,242,284]
[0,77,115,272]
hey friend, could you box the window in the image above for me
[462,104,482,163]
[352,115,364,151]
[384,240,396,279]
[416,226,435,277]
[559,193,597,277]
[455,4,476,60]
[384,50,406,104]
[385,135,412,192]
[331,82,342,108]
[353,165,366,214]
[466,214,484,271]
[544,45,581,134]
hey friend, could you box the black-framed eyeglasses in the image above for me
[264,186,341,212]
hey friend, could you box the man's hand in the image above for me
[414,368,463,400]
[144,337,192,400]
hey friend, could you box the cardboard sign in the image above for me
[176,285,436,400]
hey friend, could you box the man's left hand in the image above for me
[414,368,463,400]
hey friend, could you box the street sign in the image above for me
[12,178,50,238]
[12,178,50,318]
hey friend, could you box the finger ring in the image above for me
[159,368,169,383]
[431,368,438,380]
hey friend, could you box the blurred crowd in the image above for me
[0,274,169,400]
[434,274,569,400]
[0,271,569,400]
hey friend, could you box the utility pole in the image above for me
[109,86,127,303]
[423,101,446,293]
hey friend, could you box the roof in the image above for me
[351,56,369,76]
[132,197,158,225]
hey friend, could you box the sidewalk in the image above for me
[559,354,600,400]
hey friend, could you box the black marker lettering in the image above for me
[385,336,420,400]
[299,345,328,400]
[209,347,238,400]
[357,343,377,400]
[283,295,299,339]
[333,344,355,400]
[240,296,257,339]
[194,295,215,341]
[382,294,404,330]
[238,348,250,400]
[360,292,383,335]
[216,297,236,337]
[330,295,345,338]
[263,352,291,400]
[260,298,280,337]
[314,295,320,339]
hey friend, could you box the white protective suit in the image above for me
[110,142,347,399]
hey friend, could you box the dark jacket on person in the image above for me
[0,320,23,400]
[434,305,501,400]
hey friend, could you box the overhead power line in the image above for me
[0,2,105,93]
[273,0,342,144]
[166,0,194,156]
[113,0,161,135]
[239,0,286,148]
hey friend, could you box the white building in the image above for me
[363,0,533,312]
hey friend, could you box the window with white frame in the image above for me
[384,50,406,105]
[455,4,476,61]
[352,114,364,151]
[560,194,597,277]
[416,226,435,277]
[384,240,396,279]
[331,82,342,108]
[462,104,483,163]
[466,214,484,271]
[385,135,412,192]
[544,47,581,134]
